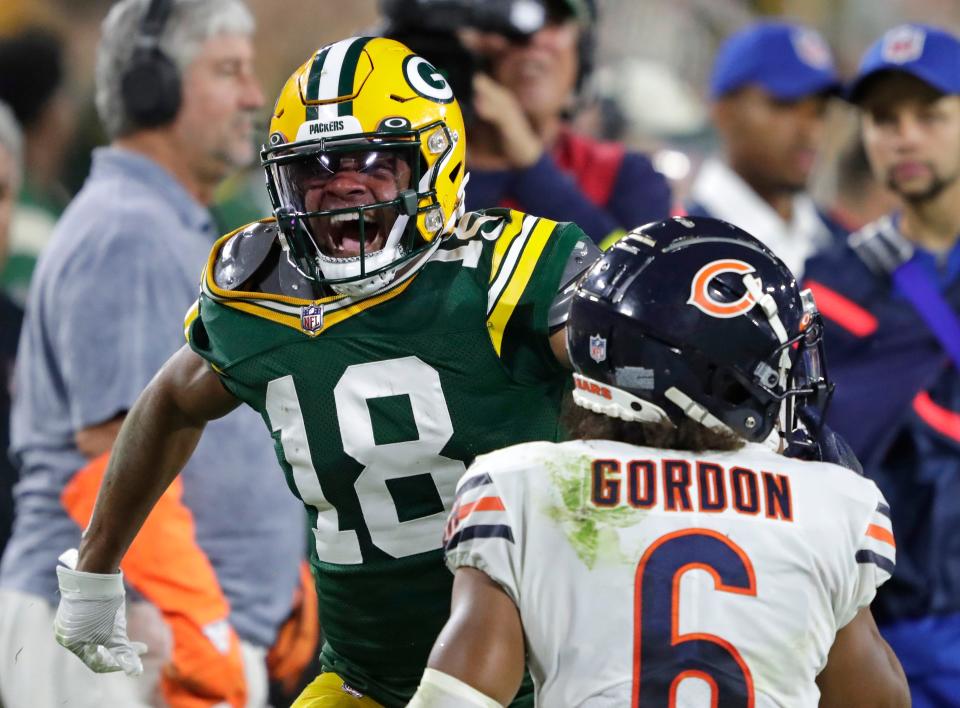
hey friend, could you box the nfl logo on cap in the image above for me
[792,28,833,69]
[589,334,607,363]
[300,304,324,334]
[882,25,926,64]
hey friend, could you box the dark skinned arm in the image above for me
[550,327,570,368]
[817,606,910,708]
[76,345,240,574]
[424,567,526,706]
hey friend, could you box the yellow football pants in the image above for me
[292,672,385,707]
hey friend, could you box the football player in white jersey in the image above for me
[409,217,909,707]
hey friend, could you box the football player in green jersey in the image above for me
[53,36,601,707]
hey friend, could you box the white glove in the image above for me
[53,549,147,676]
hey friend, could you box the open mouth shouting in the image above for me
[277,146,415,262]
[311,208,395,259]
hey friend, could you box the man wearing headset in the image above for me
[461,0,671,248]
[0,1,312,707]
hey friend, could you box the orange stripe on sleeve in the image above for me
[455,496,506,521]
[866,523,896,548]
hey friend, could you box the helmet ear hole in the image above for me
[711,369,752,406]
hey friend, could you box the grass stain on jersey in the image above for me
[543,453,642,569]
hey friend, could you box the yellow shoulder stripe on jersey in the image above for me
[488,210,528,284]
[486,216,557,355]
[320,275,419,329]
[183,299,200,343]
[213,274,416,336]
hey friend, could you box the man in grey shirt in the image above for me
[0,101,23,559]
[0,2,307,707]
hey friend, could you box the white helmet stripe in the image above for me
[316,37,362,102]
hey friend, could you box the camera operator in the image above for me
[383,0,671,247]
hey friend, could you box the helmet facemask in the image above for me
[773,289,835,451]
[263,125,454,297]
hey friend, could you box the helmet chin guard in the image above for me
[315,215,409,297]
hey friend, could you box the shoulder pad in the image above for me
[213,219,319,298]
[547,235,601,331]
[213,221,280,291]
[559,236,601,289]
[273,251,318,298]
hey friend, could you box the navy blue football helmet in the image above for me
[566,216,833,447]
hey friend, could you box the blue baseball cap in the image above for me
[847,24,960,102]
[710,21,840,101]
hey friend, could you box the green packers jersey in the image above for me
[186,209,583,706]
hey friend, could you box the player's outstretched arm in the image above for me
[550,328,571,368]
[409,567,525,707]
[76,345,240,574]
[816,606,910,708]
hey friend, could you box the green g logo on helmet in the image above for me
[402,55,454,103]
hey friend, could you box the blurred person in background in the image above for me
[0,102,22,559]
[0,26,76,304]
[804,23,960,708]
[827,132,900,233]
[438,0,671,247]
[0,1,314,707]
[686,20,846,278]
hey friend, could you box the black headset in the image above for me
[120,0,181,128]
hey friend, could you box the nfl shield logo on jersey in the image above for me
[589,335,607,363]
[300,304,324,334]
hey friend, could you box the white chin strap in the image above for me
[742,274,791,371]
[663,386,738,436]
[742,273,791,450]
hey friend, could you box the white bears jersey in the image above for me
[442,439,895,708]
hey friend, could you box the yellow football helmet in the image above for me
[262,37,467,297]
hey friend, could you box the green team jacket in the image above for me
[186,208,584,705]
